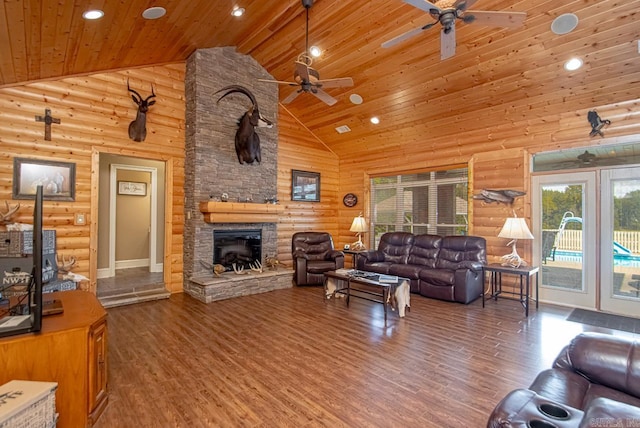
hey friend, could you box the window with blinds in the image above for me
[370,168,468,247]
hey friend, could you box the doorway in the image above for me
[533,168,640,317]
[96,154,167,304]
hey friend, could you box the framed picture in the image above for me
[291,170,320,202]
[118,181,147,196]
[13,158,75,201]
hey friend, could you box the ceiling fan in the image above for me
[259,0,353,106]
[381,0,527,60]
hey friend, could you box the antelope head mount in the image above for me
[127,79,156,142]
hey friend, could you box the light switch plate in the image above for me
[74,213,85,225]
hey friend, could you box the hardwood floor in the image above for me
[94,287,637,427]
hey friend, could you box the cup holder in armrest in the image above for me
[538,403,570,420]
[528,420,558,428]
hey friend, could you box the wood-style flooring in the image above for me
[94,287,638,428]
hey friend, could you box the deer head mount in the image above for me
[127,79,156,142]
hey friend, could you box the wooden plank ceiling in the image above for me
[1,0,639,158]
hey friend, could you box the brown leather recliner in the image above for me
[291,232,344,286]
[487,332,640,427]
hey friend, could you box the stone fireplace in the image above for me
[182,47,292,302]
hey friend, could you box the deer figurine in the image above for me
[127,79,156,142]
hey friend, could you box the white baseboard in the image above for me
[150,262,164,273]
[116,258,150,270]
[97,268,112,279]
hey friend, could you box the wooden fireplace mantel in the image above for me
[199,201,284,223]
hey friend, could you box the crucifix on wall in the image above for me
[35,108,61,141]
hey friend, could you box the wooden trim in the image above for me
[199,201,284,224]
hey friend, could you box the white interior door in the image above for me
[600,167,640,317]
[532,172,597,309]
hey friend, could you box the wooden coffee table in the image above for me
[324,269,410,321]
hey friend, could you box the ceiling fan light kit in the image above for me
[257,0,353,105]
[382,0,527,60]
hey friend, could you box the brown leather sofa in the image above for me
[487,332,640,428]
[356,232,486,304]
[291,231,344,286]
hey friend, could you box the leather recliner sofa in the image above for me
[487,332,640,427]
[355,232,486,304]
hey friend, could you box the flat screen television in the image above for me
[0,185,43,337]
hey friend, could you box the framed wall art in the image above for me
[13,157,76,201]
[118,181,147,196]
[291,170,320,202]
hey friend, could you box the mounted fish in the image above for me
[474,189,526,205]
[215,85,273,165]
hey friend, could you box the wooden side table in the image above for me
[343,249,367,268]
[483,263,540,317]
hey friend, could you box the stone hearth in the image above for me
[185,269,294,303]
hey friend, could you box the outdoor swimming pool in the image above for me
[554,250,640,268]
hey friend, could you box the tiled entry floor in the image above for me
[97,267,169,308]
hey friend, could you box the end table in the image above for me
[483,263,539,317]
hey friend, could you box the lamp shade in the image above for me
[350,215,367,233]
[498,217,534,240]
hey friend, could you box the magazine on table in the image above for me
[378,274,399,283]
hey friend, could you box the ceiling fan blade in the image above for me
[294,61,310,82]
[465,10,527,28]
[282,89,302,104]
[453,0,479,11]
[404,0,441,13]
[312,89,338,106]
[381,25,432,48]
[316,77,354,88]
[440,25,456,60]
[258,79,298,86]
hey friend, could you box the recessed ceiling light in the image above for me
[309,46,322,57]
[370,117,380,125]
[551,13,579,35]
[564,57,583,71]
[349,94,363,105]
[82,9,104,20]
[231,6,245,17]
[142,7,166,20]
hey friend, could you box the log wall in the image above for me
[0,64,186,293]
[276,106,340,268]
[337,99,640,265]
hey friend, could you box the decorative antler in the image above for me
[56,254,77,274]
[232,263,248,275]
[0,201,20,224]
[249,260,263,273]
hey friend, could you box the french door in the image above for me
[600,168,640,316]
[533,168,640,317]
[532,172,597,309]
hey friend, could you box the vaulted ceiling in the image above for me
[1,0,639,158]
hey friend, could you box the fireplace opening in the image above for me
[213,229,262,271]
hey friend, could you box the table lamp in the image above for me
[350,214,368,251]
[498,215,534,268]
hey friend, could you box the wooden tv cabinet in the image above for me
[0,290,108,427]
